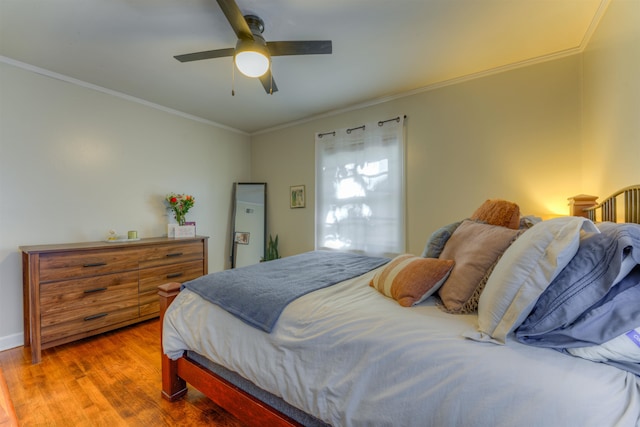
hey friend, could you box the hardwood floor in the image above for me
[0,319,246,426]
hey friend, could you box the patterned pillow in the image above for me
[370,254,454,307]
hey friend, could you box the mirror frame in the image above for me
[230,182,267,268]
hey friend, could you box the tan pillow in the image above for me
[470,199,520,230]
[370,255,455,307]
[438,220,521,313]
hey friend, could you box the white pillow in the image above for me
[567,327,640,363]
[469,217,598,344]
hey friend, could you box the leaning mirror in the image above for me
[231,183,267,268]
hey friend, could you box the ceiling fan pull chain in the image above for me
[232,59,236,96]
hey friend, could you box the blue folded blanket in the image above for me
[182,250,389,332]
[516,222,640,375]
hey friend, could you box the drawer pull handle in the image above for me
[83,262,107,267]
[84,313,108,321]
[84,287,107,294]
[166,272,183,279]
[166,252,183,258]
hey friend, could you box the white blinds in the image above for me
[315,117,405,256]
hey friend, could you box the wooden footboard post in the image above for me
[158,282,188,401]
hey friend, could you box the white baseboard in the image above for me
[0,333,23,352]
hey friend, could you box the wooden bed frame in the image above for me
[158,282,302,427]
[582,185,640,223]
[158,185,640,427]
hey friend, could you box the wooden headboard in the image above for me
[580,185,640,224]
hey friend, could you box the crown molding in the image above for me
[0,55,249,136]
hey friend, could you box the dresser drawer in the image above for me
[41,306,140,344]
[138,260,204,294]
[40,271,139,317]
[138,241,204,268]
[138,260,205,316]
[41,272,139,344]
[39,248,140,283]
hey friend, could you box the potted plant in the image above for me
[262,234,281,262]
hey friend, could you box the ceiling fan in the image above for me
[174,0,332,94]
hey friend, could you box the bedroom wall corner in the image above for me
[581,0,640,197]
[0,61,252,350]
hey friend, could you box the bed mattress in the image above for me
[163,267,640,427]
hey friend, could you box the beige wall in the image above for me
[252,0,639,260]
[0,62,251,348]
[581,0,640,196]
[252,55,583,258]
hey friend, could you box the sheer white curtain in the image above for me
[315,116,405,256]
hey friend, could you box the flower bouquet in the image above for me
[166,193,196,238]
[166,193,195,225]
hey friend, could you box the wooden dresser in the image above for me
[21,236,208,364]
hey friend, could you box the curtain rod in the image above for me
[317,115,406,138]
[378,115,406,126]
[317,131,335,138]
[346,125,365,134]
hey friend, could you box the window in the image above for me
[315,117,405,256]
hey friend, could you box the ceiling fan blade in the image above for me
[267,40,332,56]
[259,70,278,94]
[174,48,234,63]
[216,0,253,40]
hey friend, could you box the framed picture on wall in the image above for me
[290,185,305,209]
[234,231,250,245]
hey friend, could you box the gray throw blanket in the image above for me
[182,250,389,333]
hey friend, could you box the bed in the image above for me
[159,185,640,427]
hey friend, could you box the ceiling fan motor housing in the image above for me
[234,15,270,78]
[244,15,265,35]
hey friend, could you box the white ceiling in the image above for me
[0,0,608,134]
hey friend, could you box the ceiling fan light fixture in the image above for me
[234,39,270,78]
[235,51,270,77]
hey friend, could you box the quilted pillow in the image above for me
[370,254,454,307]
[471,199,520,230]
[437,220,521,313]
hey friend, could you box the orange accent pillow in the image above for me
[471,199,520,230]
[370,255,455,307]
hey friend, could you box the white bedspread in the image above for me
[163,267,640,427]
